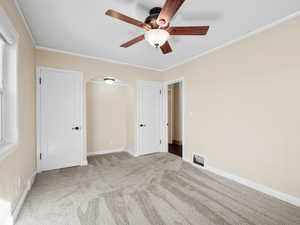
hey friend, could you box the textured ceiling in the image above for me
[17,0,300,70]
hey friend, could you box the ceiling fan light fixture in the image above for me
[104,77,116,85]
[145,29,170,48]
[105,0,210,54]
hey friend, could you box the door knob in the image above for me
[139,124,146,127]
[72,126,80,130]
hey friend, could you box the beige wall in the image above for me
[163,16,300,198]
[35,49,162,155]
[167,87,173,143]
[168,83,183,144]
[87,83,128,152]
[0,0,36,214]
[172,83,182,144]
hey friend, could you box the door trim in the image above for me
[36,66,87,172]
[163,78,185,159]
[136,80,164,156]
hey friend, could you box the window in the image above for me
[0,6,19,152]
[0,37,5,143]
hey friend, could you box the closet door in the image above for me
[39,68,84,171]
[137,81,163,155]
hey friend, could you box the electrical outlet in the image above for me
[193,153,205,167]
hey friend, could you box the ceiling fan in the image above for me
[105,0,210,54]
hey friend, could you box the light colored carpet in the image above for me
[16,152,300,225]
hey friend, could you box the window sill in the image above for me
[0,143,17,161]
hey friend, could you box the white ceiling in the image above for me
[17,0,300,70]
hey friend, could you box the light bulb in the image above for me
[145,29,170,48]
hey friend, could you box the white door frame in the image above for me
[136,80,164,156]
[36,66,87,172]
[163,78,185,159]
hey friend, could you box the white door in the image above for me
[39,68,84,171]
[137,81,163,155]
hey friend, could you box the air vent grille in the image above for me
[193,153,204,167]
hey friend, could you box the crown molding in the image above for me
[35,46,163,72]
[13,0,36,45]
[163,10,300,72]
[26,8,300,73]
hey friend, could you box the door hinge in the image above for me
[39,77,42,85]
[160,139,162,144]
[160,89,162,95]
[40,153,42,160]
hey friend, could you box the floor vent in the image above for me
[193,153,205,167]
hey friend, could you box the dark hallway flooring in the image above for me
[168,143,182,158]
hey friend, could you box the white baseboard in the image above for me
[87,149,139,157]
[183,158,300,207]
[12,171,37,223]
[126,151,139,157]
[87,149,126,157]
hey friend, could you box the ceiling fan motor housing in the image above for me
[149,7,162,15]
[145,7,162,28]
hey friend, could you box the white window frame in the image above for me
[0,39,5,143]
[0,6,19,157]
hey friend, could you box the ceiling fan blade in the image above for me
[168,26,209,35]
[120,35,145,48]
[160,41,172,54]
[157,0,185,26]
[105,9,150,30]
